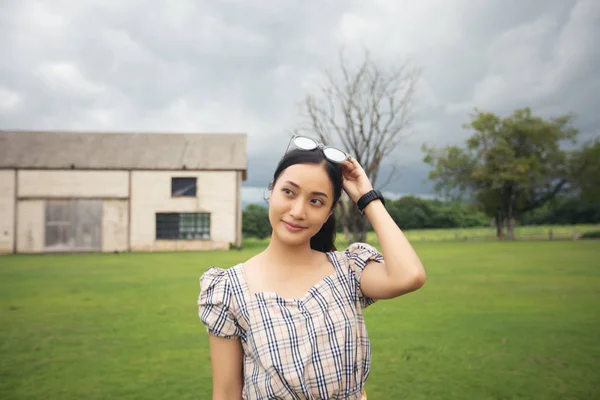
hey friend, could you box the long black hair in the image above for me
[270,148,343,252]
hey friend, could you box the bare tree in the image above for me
[296,48,420,243]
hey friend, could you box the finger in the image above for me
[348,159,364,174]
[348,157,363,169]
[342,160,355,172]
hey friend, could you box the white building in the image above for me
[0,130,247,254]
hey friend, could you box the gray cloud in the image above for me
[1,0,598,202]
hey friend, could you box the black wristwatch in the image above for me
[357,190,385,214]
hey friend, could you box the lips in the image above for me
[282,221,308,231]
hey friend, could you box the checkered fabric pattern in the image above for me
[198,243,384,400]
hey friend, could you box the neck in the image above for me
[264,236,315,268]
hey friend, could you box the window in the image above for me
[156,213,210,240]
[171,177,197,197]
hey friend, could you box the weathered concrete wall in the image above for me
[130,171,237,251]
[102,199,129,252]
[236,170,242,248]
[16,200,44,253]
[10,169,241,253]
[18,170,128,198]
[0,170,15,254]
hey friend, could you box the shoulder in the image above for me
[332,243,384,308]
[342,242,384,263]
[199,265,243,299]
[200,266,230,291]
[331,242,384,276]
[198,266,244,338]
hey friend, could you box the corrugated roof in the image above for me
[0,130,247,177]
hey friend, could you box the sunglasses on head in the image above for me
[284,135,349,163]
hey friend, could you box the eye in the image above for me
[311,198,325,206]
[282,188,294,196]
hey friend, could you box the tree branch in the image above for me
[297,48,420,237]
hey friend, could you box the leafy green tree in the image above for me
[519,195,600,225]
[242,204,271,239]
[569,137,600,201]
[423,107,583,239]
[385,196,488,230]
[387,196,433,229]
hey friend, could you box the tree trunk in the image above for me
[354,210,368,243]
[340,198,369,244]
[506,197,516,240]
[506,216,516,240]
[338,199,352,244]
[495,208,504,239]
[342,225,351,243]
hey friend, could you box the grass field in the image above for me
[1,239,599,399]
[241,224,600,250]
[392,224,600,242]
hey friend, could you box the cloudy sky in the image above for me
[1,0,599,204]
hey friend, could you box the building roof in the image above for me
[0,130,247,178]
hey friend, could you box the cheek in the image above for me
[312,207,332,224]
[269,192,284,211]
[268,193,287,220]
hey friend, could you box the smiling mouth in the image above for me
[282,221,307,230]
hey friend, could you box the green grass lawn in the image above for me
[243,224,600,249]
[395,224,600,241]
[1,240,599,399]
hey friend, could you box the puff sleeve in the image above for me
[197,267,242,339]
[345,242,385,309]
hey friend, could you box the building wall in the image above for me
[16,200,44,253]
[8,169,240,253]
[18,170,128,198]
[0,170,15,254]
[102,199,129,252]
[130,171,237,251]
[236,170,243,248]
[12,198,129,254]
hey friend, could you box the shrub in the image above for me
[579,230,600,239]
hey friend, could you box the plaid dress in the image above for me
[198,243,383,400]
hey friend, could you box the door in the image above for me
[45,199,102,251]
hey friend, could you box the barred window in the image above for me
[156,213,210,240]
[171,177,197,197]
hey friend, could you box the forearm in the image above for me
[364,200,426,285]
[209,335,244,400]
[212,385,243,400]
[212,391,242,400]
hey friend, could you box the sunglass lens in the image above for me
[293,136,318,150]
[323,147,347,162]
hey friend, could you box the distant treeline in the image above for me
[380,195,600,231]
[242,195,600,238]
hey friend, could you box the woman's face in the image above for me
[269,162,335,247]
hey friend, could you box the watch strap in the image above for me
[357,190,385,214]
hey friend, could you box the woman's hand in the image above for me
[341,157,374,203]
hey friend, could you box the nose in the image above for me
[289,199,307,220]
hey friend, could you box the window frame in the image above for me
[171,177,197,198]
[155,212,210,240]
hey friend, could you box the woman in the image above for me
[198,136,426,399]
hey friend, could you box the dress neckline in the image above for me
[235,251,339,304]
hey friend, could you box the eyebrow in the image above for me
[284,180,329,198]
